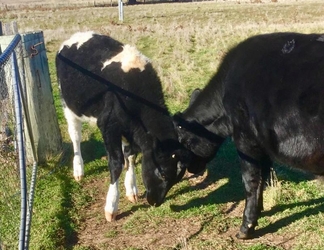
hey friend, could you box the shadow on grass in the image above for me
[44,167,79,249]
[80,137,106,164]
[255,197,324,237]
[117,203,151,220]
[62,133,108,175]
[40,133,107,249]
[169,139,321,237]
[169,139,245,210]
[60,135,320,240]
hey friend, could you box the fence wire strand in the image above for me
[0,34,35,250]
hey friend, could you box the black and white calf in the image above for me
[174,32,324,239]
[56,31,192,221]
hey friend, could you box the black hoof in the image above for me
[236,226,255,239]
[236,231,251,239]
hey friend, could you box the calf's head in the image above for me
[173,113,224,159]
[172,87,221,170]
[141,139,191,206]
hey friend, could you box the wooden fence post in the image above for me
[0,24,62,163]
[20,31,62,163]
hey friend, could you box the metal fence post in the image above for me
[12,49,27,250]
[118,0,124,22]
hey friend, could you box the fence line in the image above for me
[11,47,27,250]
[1,20,62,247]
[0,34,27,249]
[0,32,41,250]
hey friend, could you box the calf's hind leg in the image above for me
[124,154,138,203]
[122,140,138,203]
[64,107,84,181]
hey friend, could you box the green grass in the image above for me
[1,0,324,249]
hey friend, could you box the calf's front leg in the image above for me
[98,118,124,222]
[104,146,124,222]
[236,151,271,239]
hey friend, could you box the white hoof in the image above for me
[74,175,83,182]
[105,211,118,222]
[126,194,138,203]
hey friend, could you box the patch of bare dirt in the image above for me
[76,202,202,249]
[74,173,205,249]
[71,171,305,250]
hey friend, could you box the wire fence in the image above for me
[0,34,32,250]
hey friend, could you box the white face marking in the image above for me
[154,168,165,181]
[59,31,95,52]
[102,44,150,73]
[177,161,182,176]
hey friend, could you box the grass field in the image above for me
[1,0,324,249]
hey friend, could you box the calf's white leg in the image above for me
[64,107,84,181]
[124,154,138,203]
[105,180,120,221]
[122,139,138,203]
[104,155,137,222]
